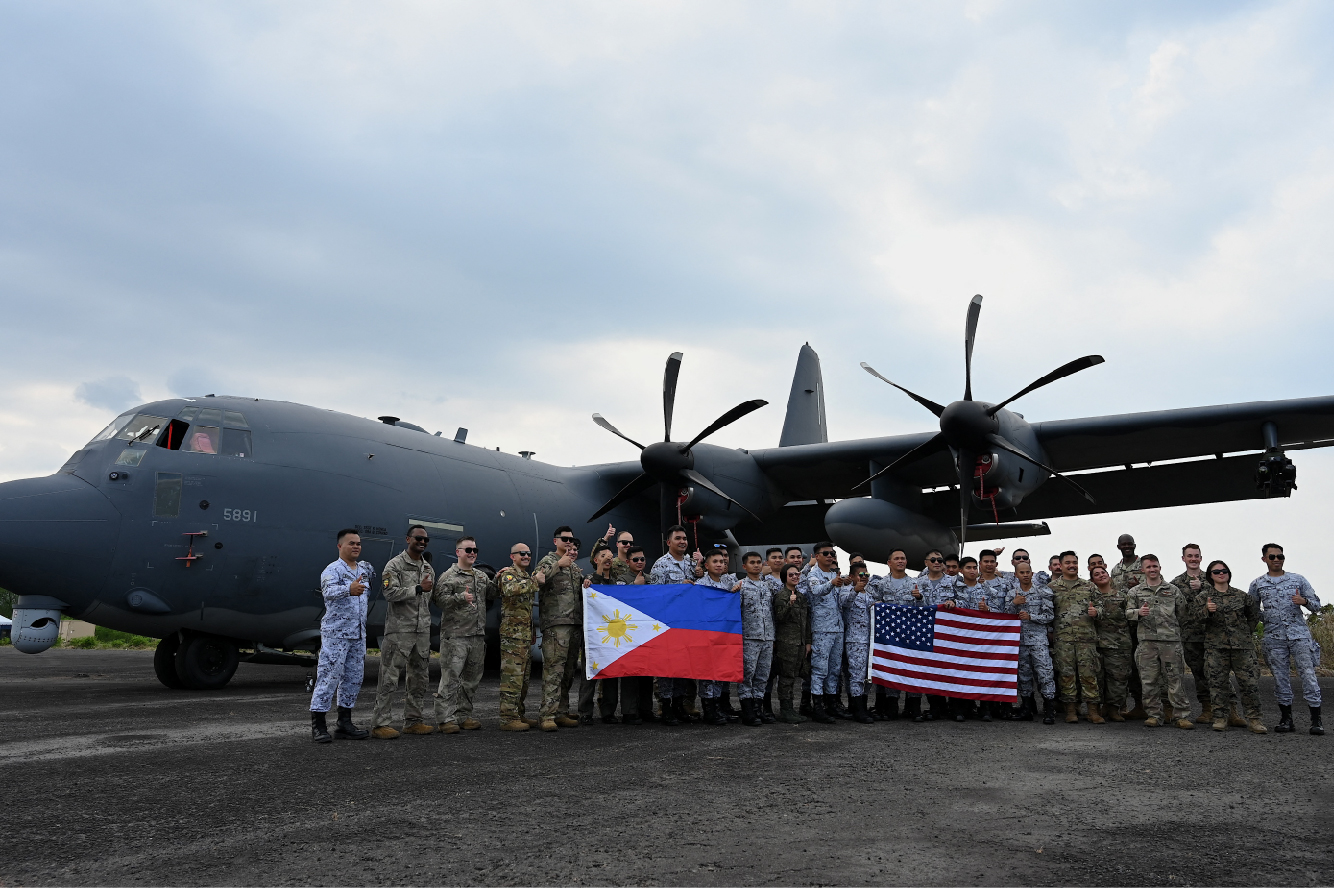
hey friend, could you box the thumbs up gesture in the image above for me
[1206,596,1217,613]
[1086,602,1098,617]
[1139,602,1150,617]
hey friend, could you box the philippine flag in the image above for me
[583,583,743,681]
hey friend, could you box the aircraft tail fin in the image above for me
[779,343,828,447]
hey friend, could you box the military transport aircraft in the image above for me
[3,296,1329,690]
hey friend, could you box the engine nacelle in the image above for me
[11,606,63,654]
[824,498,955,564]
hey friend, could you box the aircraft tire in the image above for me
[174,633,239,691]
[153,634,187,690]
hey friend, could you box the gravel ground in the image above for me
[2,647,1331,887]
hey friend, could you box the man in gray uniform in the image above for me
[870,549,917,719]
[1006,562,1057,723]
[310,529,373,743]
[371,525,437,738]
[433,536,497,733]
[648,524,703,725]
[802,541,846,724]
[1250,543,1324,735]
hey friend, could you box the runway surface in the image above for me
[2,647,1331,886]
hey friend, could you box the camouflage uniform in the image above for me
[649,553,700,702]
[1195,583,1263,720]
[311,559,373,713]
[802,566,844,695]
[1170,570,1215,710]
[1049,575,1102,704]
[869,575,918,703]
[1126,580,1191,719]
[610,556,638,585]
[496,564,539,722]
[1092,583,1134,712]
[372,551,435,728]
[1110,556,1148,705]
[431,564,495,725]
[952,581,987,610]
[1249,572,1323,707]
[1004,581,1056,699]
[535,551,585,719]
[914,574,958,606]
[772,583,812,709]
[736,577,776,699]
[839,581,877,697]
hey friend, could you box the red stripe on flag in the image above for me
[592,628,743,681]
[874,663,1017,690]
[877,650,1017,675]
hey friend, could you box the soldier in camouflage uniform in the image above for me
[1049,551,1105,724]
[432,536,496,733]
[802,541,847,724]
[1110,533,1149,718]
[1250,544,1324,735]
[371,526,437,738]
[649,525,704,725]
[838,564,878,724]
[1197,560,1267,733]
[908,550,957,721]
[1089,565,1132,722]
[495,543,544,732]
[1169,543,1220,723]
[869,550,917,719]
[733,552,776,726]
[1126,554,1194,729]
[1004,563,1056,723]
[534,526,585,731]
[309,529,374,743]
[772,563,812,723]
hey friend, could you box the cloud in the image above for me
[73,376,141,412]
[166,367,229,399]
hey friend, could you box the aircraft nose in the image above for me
[0,474,121,611]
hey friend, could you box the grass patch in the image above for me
[65,626,157,650]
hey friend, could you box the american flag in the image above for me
[869,603,1020,702]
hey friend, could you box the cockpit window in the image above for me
[88,412,135,445]
[178,407,200,422]
[185,427,221,454]
[198,408,223,424]
[223,410,248,428]
[221,428,252,457]
[116,414,169,443]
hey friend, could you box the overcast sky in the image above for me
[3,1,1333,584]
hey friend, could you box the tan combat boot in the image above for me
[1104,704,1125,722]
[1086,705,1105,724]
[1163,704,1175,721]
[1212,715,1227,731]
[1124,700,1148,720]
[1174,717,1195,730]
[440,722,460,734]
[1228,705,1249,727]
[554,714,580,728]
[1143,716,1162,727]
[371,726,401,740]
[402,723,435,735]
[1247,718,1268,734]
[1064,703,1079,724]
[460,717,482,730]
[540,717,558,732]
[521,716,540,727]
[1194,698,1213,724]
[499,719,530,732]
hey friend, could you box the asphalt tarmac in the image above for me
[2,648,1331,887]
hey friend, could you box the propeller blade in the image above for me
[680,468,762,523]
[963,294,982,401]
[591,413,646,450]
[986,355,1105,417]
[587,472,659,523]
[860,363,946,417]
[853,432,948,490]
[984,434,1096,504]
[956,448,973,554]
[663,352,683,442]
[683,399,768,452]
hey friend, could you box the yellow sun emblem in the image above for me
[597,609,639,648]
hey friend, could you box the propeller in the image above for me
[859,294,1104,552]
[588,353,768,527]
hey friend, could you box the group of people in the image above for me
[304,524,1326,743]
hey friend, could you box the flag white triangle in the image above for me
[583,588,672,679]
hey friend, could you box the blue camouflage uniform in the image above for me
[311,558,374,713]
[649,553,699,701]
[736,576,776,700]
[915,573,958,607]
[1249,571,1323,707]
[952,580,987,610]
[695,572,738,699]
[1004,580,1056,699]
[840,580,878,697]
[802,565,844,695]
[978,575,1014,612]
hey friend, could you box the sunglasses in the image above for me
[410,535,429,544]
[512,551,531,557]
[559,536,575,543]
[1013,556,1029,561]
[1210,568,1230,575]
[856,573,869,579]
[617,540,633,546]
[817,550,835,558]
[927,557,943,563]
[630,556,646,563]
[1266,553,1285,560]
[460,547,478,555]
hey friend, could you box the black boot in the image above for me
[659,698,680,726]
[740,699,762,726]
[1276,703,1294,733]
[810,694,836,724]
[672,697,699,724]
[980,701,994,723]
[853,694,875,724]
[904,695,922,723]
[719,692,741,723]
[311,711,332,744]
[1042,698,1056,725]
[1015,696,1032,722]
[912,696,932,723]
[832,694,853,720]
[800,685,814,718]
[1310,706,1324,736]
[702,698,728,726]
[334,706,369,739]
[759,696,777,724]
[925,695,945,721]
[878,688,898,720]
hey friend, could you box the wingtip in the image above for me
[971,294,983,304]
[1090,355,1106,365]
[668,351,683,361]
